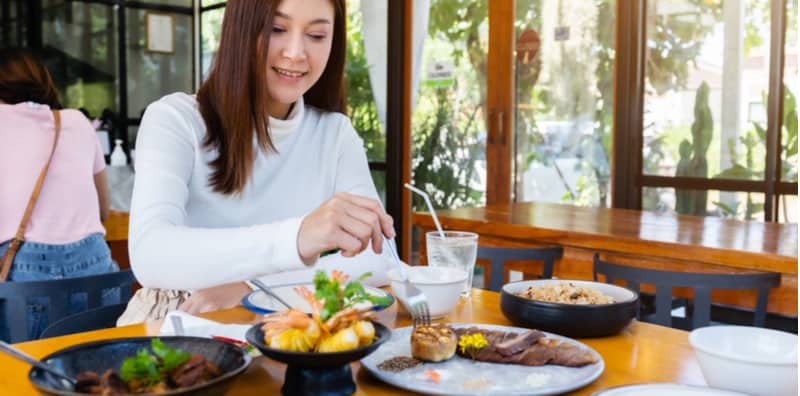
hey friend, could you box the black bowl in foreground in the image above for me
[29,336,251,396]
[246,321,390,396]
[500,279,639,338]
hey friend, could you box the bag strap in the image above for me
[0,110,62,281]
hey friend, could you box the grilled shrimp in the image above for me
[260,274,377,353]
[261,309,321,352]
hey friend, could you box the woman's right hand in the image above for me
[297,192,395,261]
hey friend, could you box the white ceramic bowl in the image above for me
[387,266,467,318]
[689,325,798,396]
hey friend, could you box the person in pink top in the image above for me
[0,48,118,341]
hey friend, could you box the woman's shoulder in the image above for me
[148,92,199,117]
[303,102,346,121]
[141,92,204,135]
[303,106,354,136]
[58,108,94,130]
[2,105,94,134]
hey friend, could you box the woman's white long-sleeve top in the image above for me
[129,93,394,290]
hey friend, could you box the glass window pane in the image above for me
[644,0,771,183]
[643,187,766,221]
[777,195,797,223]
[370,169,386,207]
[41,1,118,119]
[411,0,487,210]
[513,0,615,208]
[200,6,225,80]
[135,0,192,7]
[1,0,28,47]
[202,0,226,7]
[128,125,140,160]
[781,1,798,182]
[346,0,385,162]
[126,10,193,144]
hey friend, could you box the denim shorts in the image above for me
[0,233,119,341]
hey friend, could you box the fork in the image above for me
[383,237,430,327]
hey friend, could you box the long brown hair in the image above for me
[0,48,62,108]
[197,0,346,195]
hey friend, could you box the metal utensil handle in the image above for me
[0,340,75,384]
[250,279,293,310]
[170,315,185,336]
[383,237,407,280]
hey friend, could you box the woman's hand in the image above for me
[178,282,251,314]
[297,192,395,261]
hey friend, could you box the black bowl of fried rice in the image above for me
[29,336,251,395]
[500,279,639,338]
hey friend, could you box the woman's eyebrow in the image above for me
[274,11,331,25]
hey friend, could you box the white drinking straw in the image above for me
[404,183,446,238]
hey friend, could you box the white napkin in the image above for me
[159,311,252,344]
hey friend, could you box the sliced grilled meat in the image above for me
[454,327,597,367]
[495,329,545,357]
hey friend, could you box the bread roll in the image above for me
[410,324,457,362]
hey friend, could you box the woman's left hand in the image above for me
[178,282,251,314]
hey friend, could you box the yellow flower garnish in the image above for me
[458,332,489,359]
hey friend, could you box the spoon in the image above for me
[250,279,293,310]
[0,340,76,388]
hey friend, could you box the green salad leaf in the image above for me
[119,338,191,384]
[152,338,191,372]
[119,348,160,383]
[313,271,392,322]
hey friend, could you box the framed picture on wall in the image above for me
[145,12,175,54]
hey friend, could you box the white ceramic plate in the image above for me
[361,323,605,396]
[241,282,394,315]
[591,383,750,396]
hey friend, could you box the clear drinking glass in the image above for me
[426,231,478,298]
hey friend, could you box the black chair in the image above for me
[40,302,129,339]
[0,270,135,343]
[476,246,563,291]
[592,254,780,330]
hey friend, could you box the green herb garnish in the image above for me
[313,271,392,322]
[120,338,191,384]
[320,249,341,257]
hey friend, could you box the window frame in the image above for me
[613,0,796,222]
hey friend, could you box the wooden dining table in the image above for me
[0,288,707,395]
[413,202,799,316]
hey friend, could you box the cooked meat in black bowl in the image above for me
[29,336,250,395]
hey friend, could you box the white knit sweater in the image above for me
[129,93,393,290]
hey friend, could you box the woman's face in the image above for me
[266,0,335,118]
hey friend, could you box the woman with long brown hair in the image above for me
[0,48,117,340]
[119,0,397,323]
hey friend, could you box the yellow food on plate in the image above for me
[261,309,321,352]
[318,326,359,352]
[260,270,387,353]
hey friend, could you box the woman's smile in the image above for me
[272,66,308,80]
